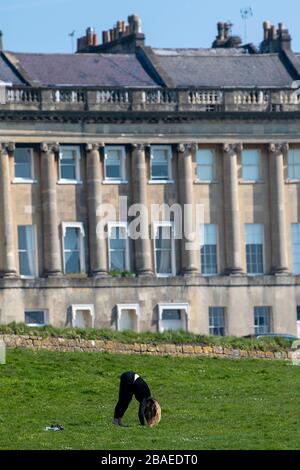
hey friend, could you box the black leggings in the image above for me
[114,371,135,419]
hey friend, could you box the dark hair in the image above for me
[144,398,161,427]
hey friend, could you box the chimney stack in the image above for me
[212,21,242,48]
[76,27,99,52]
[260,20,292,53]
[76,14,145,53]
[0,31,3,51]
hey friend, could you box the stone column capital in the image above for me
[223,143,243,155]
[0,142,15,155]
[131,143,150,152]
[86,143,100,152]
[40,142,60,154]
[177,143,197,155]
[268,142,289,155]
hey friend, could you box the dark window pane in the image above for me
[162,309,181,320]
[15,148,32,179]
[152,162,169,179]
[19,252,31,276]
[106,164,121,179]
[25,311,45,325]
[65,228,80,250]
[61,164,76,180]
[65,251,81,274]
[110,251,125,271]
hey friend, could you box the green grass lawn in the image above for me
[0,348,300,450]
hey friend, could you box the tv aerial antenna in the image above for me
[240,6,253,43]
[69,30,76,52]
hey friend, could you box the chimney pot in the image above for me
[271,25,277,39]
[224,23,230,39]
[217,22,225,40]
[93,33,98,46]
[263,20,271,40]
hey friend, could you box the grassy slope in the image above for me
[0,349,300,450]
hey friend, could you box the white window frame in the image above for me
[244,223,265,275]
[153,221,176,277]
[158,303,189,333]
[103,145,127,184]
[287,148,300,181]
[13,147,36,183]
[24,309,48,327]
[107,222,130,272]
[195,149,215,183]
[254,306,272,335]
[200,223,219,276]
[241,149,262,182]
[18,224,38,279]
[69,304,95,328]
[58,145,81,184]
[116,304,140,332]
[209,307,226,336]
[149,145,173,183]
[62,222,86,274]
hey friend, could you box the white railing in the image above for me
[96,89,130,104]
[6,88,40,103]
[145,89,177,104]
[188,90,223,105]
[280,91,300,105]
[233,90,269,105]
[52,90,85,103]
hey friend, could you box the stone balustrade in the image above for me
[2,86,300,113]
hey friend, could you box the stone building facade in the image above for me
[0,16,300,336]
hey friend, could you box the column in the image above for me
[269,143,289,274]
[178,143,198,275]
[131,144,153,276]
[86,143,108,276]
[40,142,61,276]
[223,143,244,274]
[0,142,17,277]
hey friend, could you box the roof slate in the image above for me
[0,55,24,85]
[8,52,158,87]
[152,49,297,87]
[1,47,299,89]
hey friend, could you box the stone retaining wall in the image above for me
[0,334,294,361]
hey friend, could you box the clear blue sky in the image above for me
[1,0,300,53]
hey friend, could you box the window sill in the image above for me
[156,273,176,278]
[102,180,128,185]
[285,179,300,184]
[194,180,218,184]
[148,180,174,185]
[57,180,83,185]
[20,275,38,280]
[201,273,219,277]
[239,180,264,185]
[12,179,37,184]
[246,273,265,277]
[25,323,47,327]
